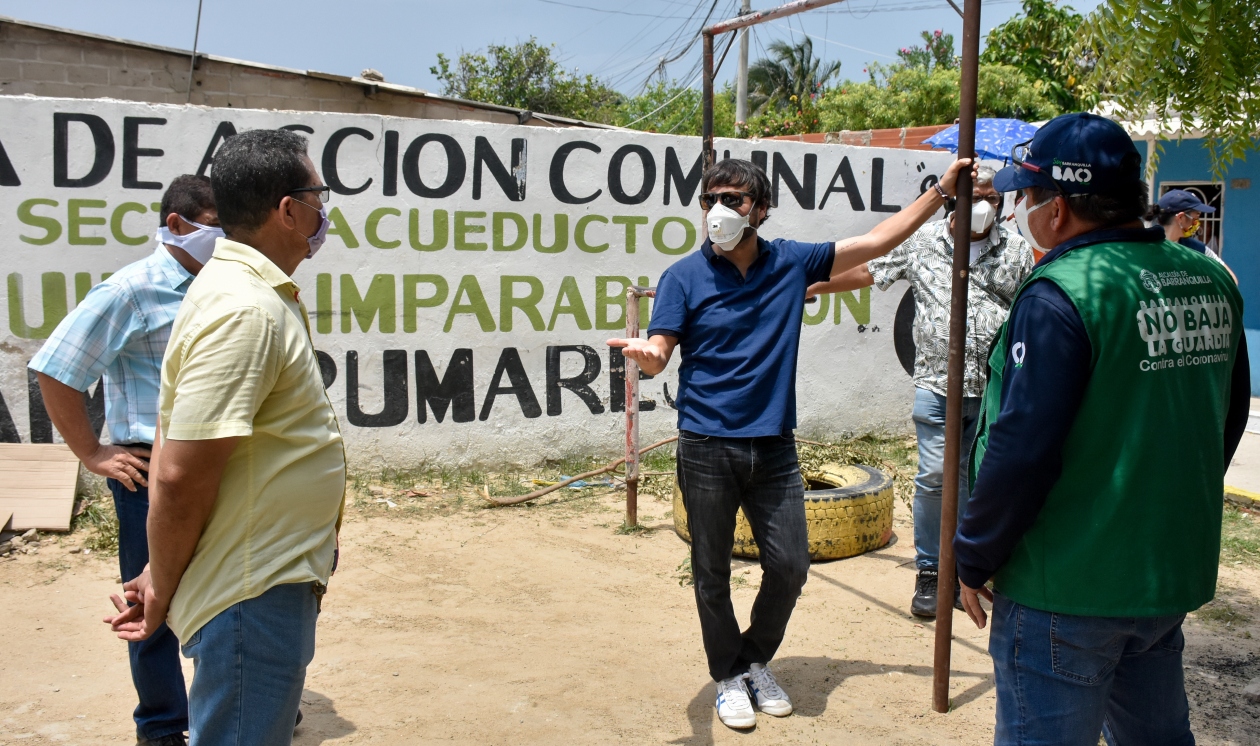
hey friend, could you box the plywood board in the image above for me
[0,444,80,531]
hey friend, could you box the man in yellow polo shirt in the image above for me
[105,129,344,746]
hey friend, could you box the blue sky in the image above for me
[0,0,1104,96]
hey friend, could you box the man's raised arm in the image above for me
[829,158,973,278]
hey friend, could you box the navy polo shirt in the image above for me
[647,236,835,437]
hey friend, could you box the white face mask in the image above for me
[1013,195,1055,255]
[156,216,224,266]
[970,199,997,234]
[706,202,751,251]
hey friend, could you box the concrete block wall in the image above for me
[0,19,531,125]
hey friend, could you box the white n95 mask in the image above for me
[156,216,224,266]
[706,203,750,251]
[971,199,997,233]
[1013,195,1054,255]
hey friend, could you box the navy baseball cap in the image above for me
[1157,189,1215,214]
[994,112,1142,195]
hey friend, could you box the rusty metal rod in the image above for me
[623,286,656,527]
[933,0,983,715]
[702,31,715,170]
[702,0,850,173]
[703,0,850,34]
[482,437,679,507]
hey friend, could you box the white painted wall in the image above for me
[0,97,954,466]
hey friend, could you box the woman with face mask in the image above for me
[1142,188,1235,282]
[1144,188,1216,255]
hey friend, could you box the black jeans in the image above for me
[676,430,810,681]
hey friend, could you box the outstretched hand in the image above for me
[937,158,978,197]
[607,336,673,377]
[103,566,169,641]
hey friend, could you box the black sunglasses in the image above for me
[699,191,754,211]
[289,185,331,205]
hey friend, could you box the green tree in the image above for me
[810,64,1059,132]
[614,81,737,137]
[981,0,1087,112]
[897,29,958,72]
[430,38,620,122]
[1082,0,1260,176]
[748,38,841,114]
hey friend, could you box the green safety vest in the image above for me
[972,238,1243,617]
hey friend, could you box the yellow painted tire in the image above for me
[672,463,894,561]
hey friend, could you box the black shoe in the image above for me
[296,708,304,729]
[911,569,939,618]
[138,735,186,746]
[953,577,965,612]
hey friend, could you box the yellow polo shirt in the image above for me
[159,239,346,641]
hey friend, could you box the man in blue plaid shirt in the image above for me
[29,175,220,746]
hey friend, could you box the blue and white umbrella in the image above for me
[923,118,1040,163]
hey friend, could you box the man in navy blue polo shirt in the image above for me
[608,155,972,729]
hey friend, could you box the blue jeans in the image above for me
[181,582,319,746]
[676,431,811,682]
[989,592,1194,746]
[109,477,189,740]
[911,388,981,570]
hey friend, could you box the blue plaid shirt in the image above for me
[29,245,194,445]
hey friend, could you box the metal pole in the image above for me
[735,0,751,133]
[623,286,656,528]
[933,0,982,715]
[186,0,204,103]
[701,0,851,167]
[705,0,849,34]
[702,31,715,170]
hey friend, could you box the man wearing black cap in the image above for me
[953,112,1251,744]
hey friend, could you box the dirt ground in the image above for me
[2,485,1260,745]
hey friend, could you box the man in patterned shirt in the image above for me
[808,166,1033,617]
[29,175,219,746]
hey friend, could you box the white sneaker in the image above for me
[747,663,793,716]
[715,674,757,729]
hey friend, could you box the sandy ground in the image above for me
[2,489,1260,745]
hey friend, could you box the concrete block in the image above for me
[228,71,273,96]
[6,42,41,61]
[243,94,283,110]
[0,59,21,81]
[28,81,87,98]
[319,98,358,113]
[66,65,109,85]
[83,47,125,67]
[109,68,150,87]
[20,61,66,83]
[37,44,83,65]
[199,92,233,108]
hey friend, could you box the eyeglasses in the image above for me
[1011,138,1065,197]
[976,194,1002,207]
[289,185,331,205]
[699,191,753,211]
[1011,139,1039,174]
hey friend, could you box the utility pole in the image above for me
[735,0,751,134]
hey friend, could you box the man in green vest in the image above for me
[954,112,1251,745]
